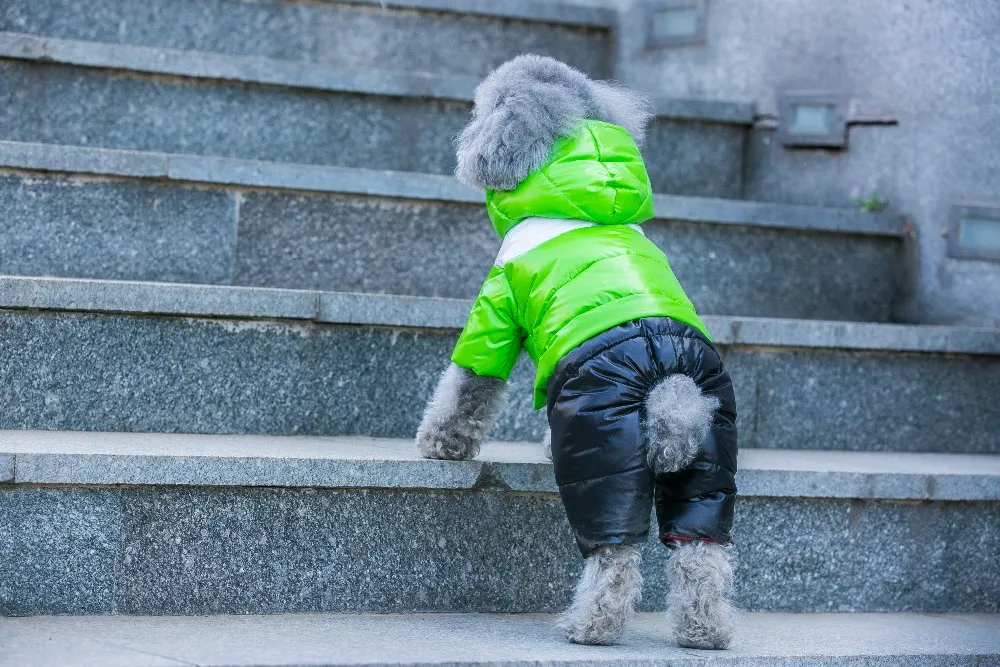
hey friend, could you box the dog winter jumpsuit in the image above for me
[450,119,737,554]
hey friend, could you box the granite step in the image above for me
[4,611,998,667]
[1,429,998,616]
[0,0,615,79]
[0,276,998,453]
[0,140,902,322]
[0,32,751,197]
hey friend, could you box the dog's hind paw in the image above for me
[673,602,735,649]
[666,541,736,650]
[560,616,627,646]
[557,545,642,646]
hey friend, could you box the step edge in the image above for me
[0,276,997,355]
[344,0,617,28]
[5,612,999,666]
[0,32,751,123]
[0,140,903,237]
[3,432,999,501]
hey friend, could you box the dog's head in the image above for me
[455,55,653,192]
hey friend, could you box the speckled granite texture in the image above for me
[1,485,996,615]
[0,0,611,78]
[0,175,236,284]
[0,61,468,176]
[1,173,897,320]
[0,310,998,452]
[0,61,743,197]
[3,611,999,667]
[0,488,118,615]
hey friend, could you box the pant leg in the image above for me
[547,334,658,556]
[650,334,738,547]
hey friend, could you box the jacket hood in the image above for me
[485,120,655,238]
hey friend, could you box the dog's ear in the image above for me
[455,55,655,191]
[589,81,654,148]
[455,55,592,191]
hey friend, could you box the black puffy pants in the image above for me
[546,317,738,556]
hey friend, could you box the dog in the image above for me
[414,55,737,649]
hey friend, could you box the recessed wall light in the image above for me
[949,205,1000,261]
[646,0,707,48]
[777,91,850,148]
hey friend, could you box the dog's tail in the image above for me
[644,375,720,474]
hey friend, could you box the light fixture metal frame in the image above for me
[948,204,1000,262]
[645,0,708,49]
[777,91,850,148]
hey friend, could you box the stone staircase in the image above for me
[1,1,998,665]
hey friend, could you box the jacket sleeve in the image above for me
[451,265,523,380]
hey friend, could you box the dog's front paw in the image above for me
[414,363,504,461]
[415,428,480,461]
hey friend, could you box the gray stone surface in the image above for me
[0,165,899,319]
[702,315,1000,355]
[653,192,901,237]
[0,138,169,177]
[233,191,498,299]
[4,430,999,502]
[0,55,748,197]
[1,630,185,667]
[3,275,1000,355]
[644,119,745,198]
[653,97,755,124]
[121,492,1000,614]
[0,1,611,78]
[0,488,118,615]
[0,60,469,176]
[0,276,319,320]
[311,4,610,78]
[0,140,901,235]
[0,304,998,451]
[0,173,237,284]
[616,0,1000,329]
[743,126,903,211]
[0,481,996,615]
[644,220,898,322]
[165,152,479,202]
[113,486,570,614]
[317,292,474,329]
[4,612,998,667]
[0,308,546,439]
[724,345,1000,453]
[345,0,615,27]
[727,498,1000,614]
[0,31,482,101]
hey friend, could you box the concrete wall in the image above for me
[613,0,1000,327]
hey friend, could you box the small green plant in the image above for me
[850,190,889,213]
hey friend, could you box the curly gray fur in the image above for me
[415,363,506,460]
[557,544,642,646]
[666,541,736,650]
[542,428,552,461]
[455,54,653,191]
[644,375,720,474]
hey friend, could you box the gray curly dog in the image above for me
[416,55,737,650]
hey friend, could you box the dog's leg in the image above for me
[557,544,642,645]
[665,540,736,649]
[542,428,552,461]
[415,363,506,460]
[644,375,720,475]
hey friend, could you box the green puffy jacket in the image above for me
[452,120,710,409]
